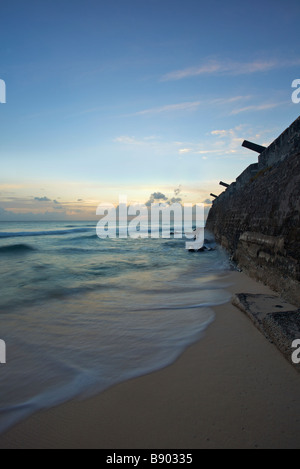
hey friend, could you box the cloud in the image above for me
[162,62,222,81]
[115,136,142,145]
[169,186,183,204]
[134,101,202,116]
[0,206,67,221]
[191,125,247,158]
[145,188,184,207]
[206,123,281,160]
[161,58,300,81]
[129,95,249,120]
[211,130,231,137]
[230,101,288,115]
[174,186,182,197]
[211,96,252,105]
[34,196,51,202]
[145,192,168,207]
[169,197,182,204]
[114,135,160,146]
[119,96,250,126]
[152,192,168,200]
[53,199,60,204]
[133,123,251,162]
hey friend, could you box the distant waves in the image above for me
[0,228,93,239]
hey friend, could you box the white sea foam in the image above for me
[0,221,231,433]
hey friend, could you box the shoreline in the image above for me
[1,271,300,449]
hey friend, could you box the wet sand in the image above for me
[1,271,300,449]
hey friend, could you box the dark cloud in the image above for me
[169,187,182,204]
[145,190,185,207]
[165,187,183,205]
[53,200,60,204]
[174,185,182,197]
[152,192,168,201]
[34,197,51,202]
[146,192,168,206]
[169,197,182,204]
[203,198,212,204]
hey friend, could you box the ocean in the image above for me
[0,220,231,433]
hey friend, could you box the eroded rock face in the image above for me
[206,149,300,307]
[232,293,300,369]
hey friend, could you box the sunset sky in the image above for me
[0,0,300,220]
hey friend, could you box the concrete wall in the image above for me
[259,116,300,168]
[206,118,300,306]
[213,116,300,205]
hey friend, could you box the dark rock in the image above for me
[232,293,300,370]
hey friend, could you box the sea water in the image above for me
[0,221,231,433]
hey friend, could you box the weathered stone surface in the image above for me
[232,293,300,370]
[206,117,300,306]
[259,116,300,167]
[263,311,300,369]
[232,293,298,337]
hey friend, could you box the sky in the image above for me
[0,0,300,220]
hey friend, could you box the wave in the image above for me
[65,224,95,228]
[57,247,99,254]
[0,244,36,254]
[67,233,99,241]
[0,228,93,239]
[132,295,231,312]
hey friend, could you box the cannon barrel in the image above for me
[219,181,230,188]
[210,193,218,198]
[242,140,266,154]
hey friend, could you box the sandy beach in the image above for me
[0,270,299,449]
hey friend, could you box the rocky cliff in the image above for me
[206,116,300,307]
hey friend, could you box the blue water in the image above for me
[0,221,231,433]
